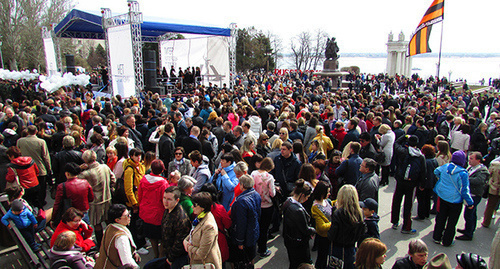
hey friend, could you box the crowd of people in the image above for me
[0,69,499,269]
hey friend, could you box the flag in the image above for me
[408,0,444,56]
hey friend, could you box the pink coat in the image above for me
[138,174,169,225]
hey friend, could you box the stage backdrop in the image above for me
[43,37,58,76]
[107,24,136,98]
[160,36,229,87]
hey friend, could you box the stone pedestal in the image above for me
[323,59,339,71]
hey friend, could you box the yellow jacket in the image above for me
[123,158,145,207]
[311,200,334,238]
[309,134,333,155]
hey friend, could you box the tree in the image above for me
[268,31,283,70]
[236,27,274,72]
[0,0,73,71]
[290,29,329,71]
[290,31,312,71]
[87,44,107,69]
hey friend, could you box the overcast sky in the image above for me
[74,0,499,54]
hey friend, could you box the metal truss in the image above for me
[128,1,144,96]
[101,2,144,97]
[101,8,113,93]
[229,23,237,89]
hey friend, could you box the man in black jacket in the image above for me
[359,132,376,160]
[159,123,175,167]
[340,118,360,151]
[272,142,301,196]
[181,126,202,157]
[52,136,84,185]
[124,114,143,150]
[392,239,428,269]
[391,135,426,234]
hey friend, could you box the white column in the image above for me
[386,51,393,75]
[395,52,401,75]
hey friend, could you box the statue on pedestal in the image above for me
[325,37,339,60]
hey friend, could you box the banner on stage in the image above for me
[43,37,58,76]
[107,24,136,98]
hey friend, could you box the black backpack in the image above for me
[402,154,425,182]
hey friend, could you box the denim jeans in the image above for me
[463,195,482,238]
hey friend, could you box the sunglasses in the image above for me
[175,152,183,155]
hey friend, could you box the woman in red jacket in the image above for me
[50,207,95,253]
[138,159,169,258]
[6,146,40,208]
[200,183,232,264]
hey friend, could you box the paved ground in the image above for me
[40,177,498,268]
[248,178,498,268]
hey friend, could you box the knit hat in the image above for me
[11,199,24,212]
[451,151,467,167]
[456,253,487,269]
[424,253,452,269]
[408,135,419,147]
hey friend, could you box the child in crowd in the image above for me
[1,199,40,251]
[49,231,94,268]
[358,198,380,246]
[5,185,47,233]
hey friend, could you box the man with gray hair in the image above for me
[177,175,197,220]
[356,158,380,202]
[392,239,428,269]
[124,114,143,150]
[78,149,116,247]
[230,174,262,264]
[52,135,84,185]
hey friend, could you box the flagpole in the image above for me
[436,19,444,94]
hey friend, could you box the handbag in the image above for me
[52,182,73,226]
[113,165,134,205]
[326,243,344,269]
[5,167,21,189]
[374,151,386,164]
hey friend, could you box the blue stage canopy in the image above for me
[54,9,231,40]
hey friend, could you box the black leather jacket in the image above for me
[53,148,84,185]
[282,197,315,245]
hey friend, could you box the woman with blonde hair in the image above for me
[241,137,256,162]
[279,127,292,144]
[436,140,452,166]
[355,238,387,269]
[267,138,283,160]
[309,125,333,155]
[328,185,366,269]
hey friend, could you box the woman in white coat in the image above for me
[375,124,395,186]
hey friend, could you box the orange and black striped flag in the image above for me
[408,0,444,56]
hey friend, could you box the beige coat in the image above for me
[79,162,116,225]
[488,161,500,196]
[16,135,51,176]
[184,212,222,269]
[79,162,116,205]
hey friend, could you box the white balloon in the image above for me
[39,72,90,92]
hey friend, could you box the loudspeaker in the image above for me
[144,50,157,89]
[65,54,76,74]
